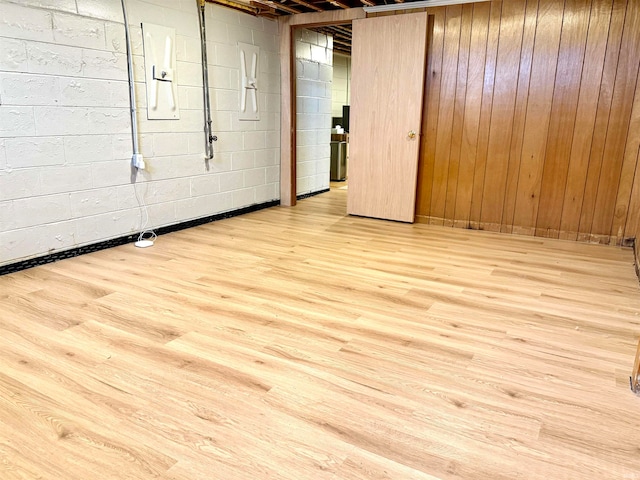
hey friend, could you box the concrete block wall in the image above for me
[295,28,331,196]
[0,0,280,266]
[332,52,350,119]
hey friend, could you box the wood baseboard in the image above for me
[414,215,636,247]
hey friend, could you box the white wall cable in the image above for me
[121,0,156,248]
[134,183,157,248]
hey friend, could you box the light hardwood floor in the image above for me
[1,188,640,479]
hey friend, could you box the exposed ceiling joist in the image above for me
[248,1,278,16]
[311,24,352,54]
[288,0,324,11]
[333,25,352,35]
[328,0,351,9]
[207,0,260,15]
[252,0,302,14]
[213,0,451,54]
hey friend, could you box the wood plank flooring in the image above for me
[1,187,640,479]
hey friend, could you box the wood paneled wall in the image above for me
[414,0,640,245]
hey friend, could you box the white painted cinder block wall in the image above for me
[332,53,350,119]
[295,28,331,197]
[0,0,280,266]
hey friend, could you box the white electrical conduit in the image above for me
[121,0,156,248]
[120,0,143,170]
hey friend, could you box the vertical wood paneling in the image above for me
[535,0,591,238]
[590,3,640,239]
[444,4,473,227]
[501,0,539,234]
[616,75,640,241]
[622,81,640,239]
[468,1,502,228]
[415,11,444,222]
[429,5,462,225]
[576,0,627,240]
[559,0,613,240]
[480,0,527,231]
[511,0,565,235]
[453,2,490,227]
[415,0,640,245]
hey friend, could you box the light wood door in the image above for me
[347,13,428,222]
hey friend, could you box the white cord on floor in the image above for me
[134,181,157,244]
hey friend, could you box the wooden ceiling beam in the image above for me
[312,27,351,51]
[254,0,302,14]
[328,0,351,9]
[248,1,278,16]
[287,0,324,11]
[207,0,260,15]
[332,38,351,47]
[316,27,351,41]
[314,26,341,37]
[333,25,352,35]
[333,33,352,42]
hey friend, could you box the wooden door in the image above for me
[347,13,428,222]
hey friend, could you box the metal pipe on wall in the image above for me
[198,0,217,160]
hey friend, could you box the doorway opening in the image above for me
[278,9,364,207]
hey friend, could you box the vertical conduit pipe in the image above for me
[120,0,143,169]
[198,0,216,159]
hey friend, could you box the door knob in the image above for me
[408,130,416,139]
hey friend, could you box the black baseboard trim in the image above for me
[297,188,330,201]
[0,199,280,276]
